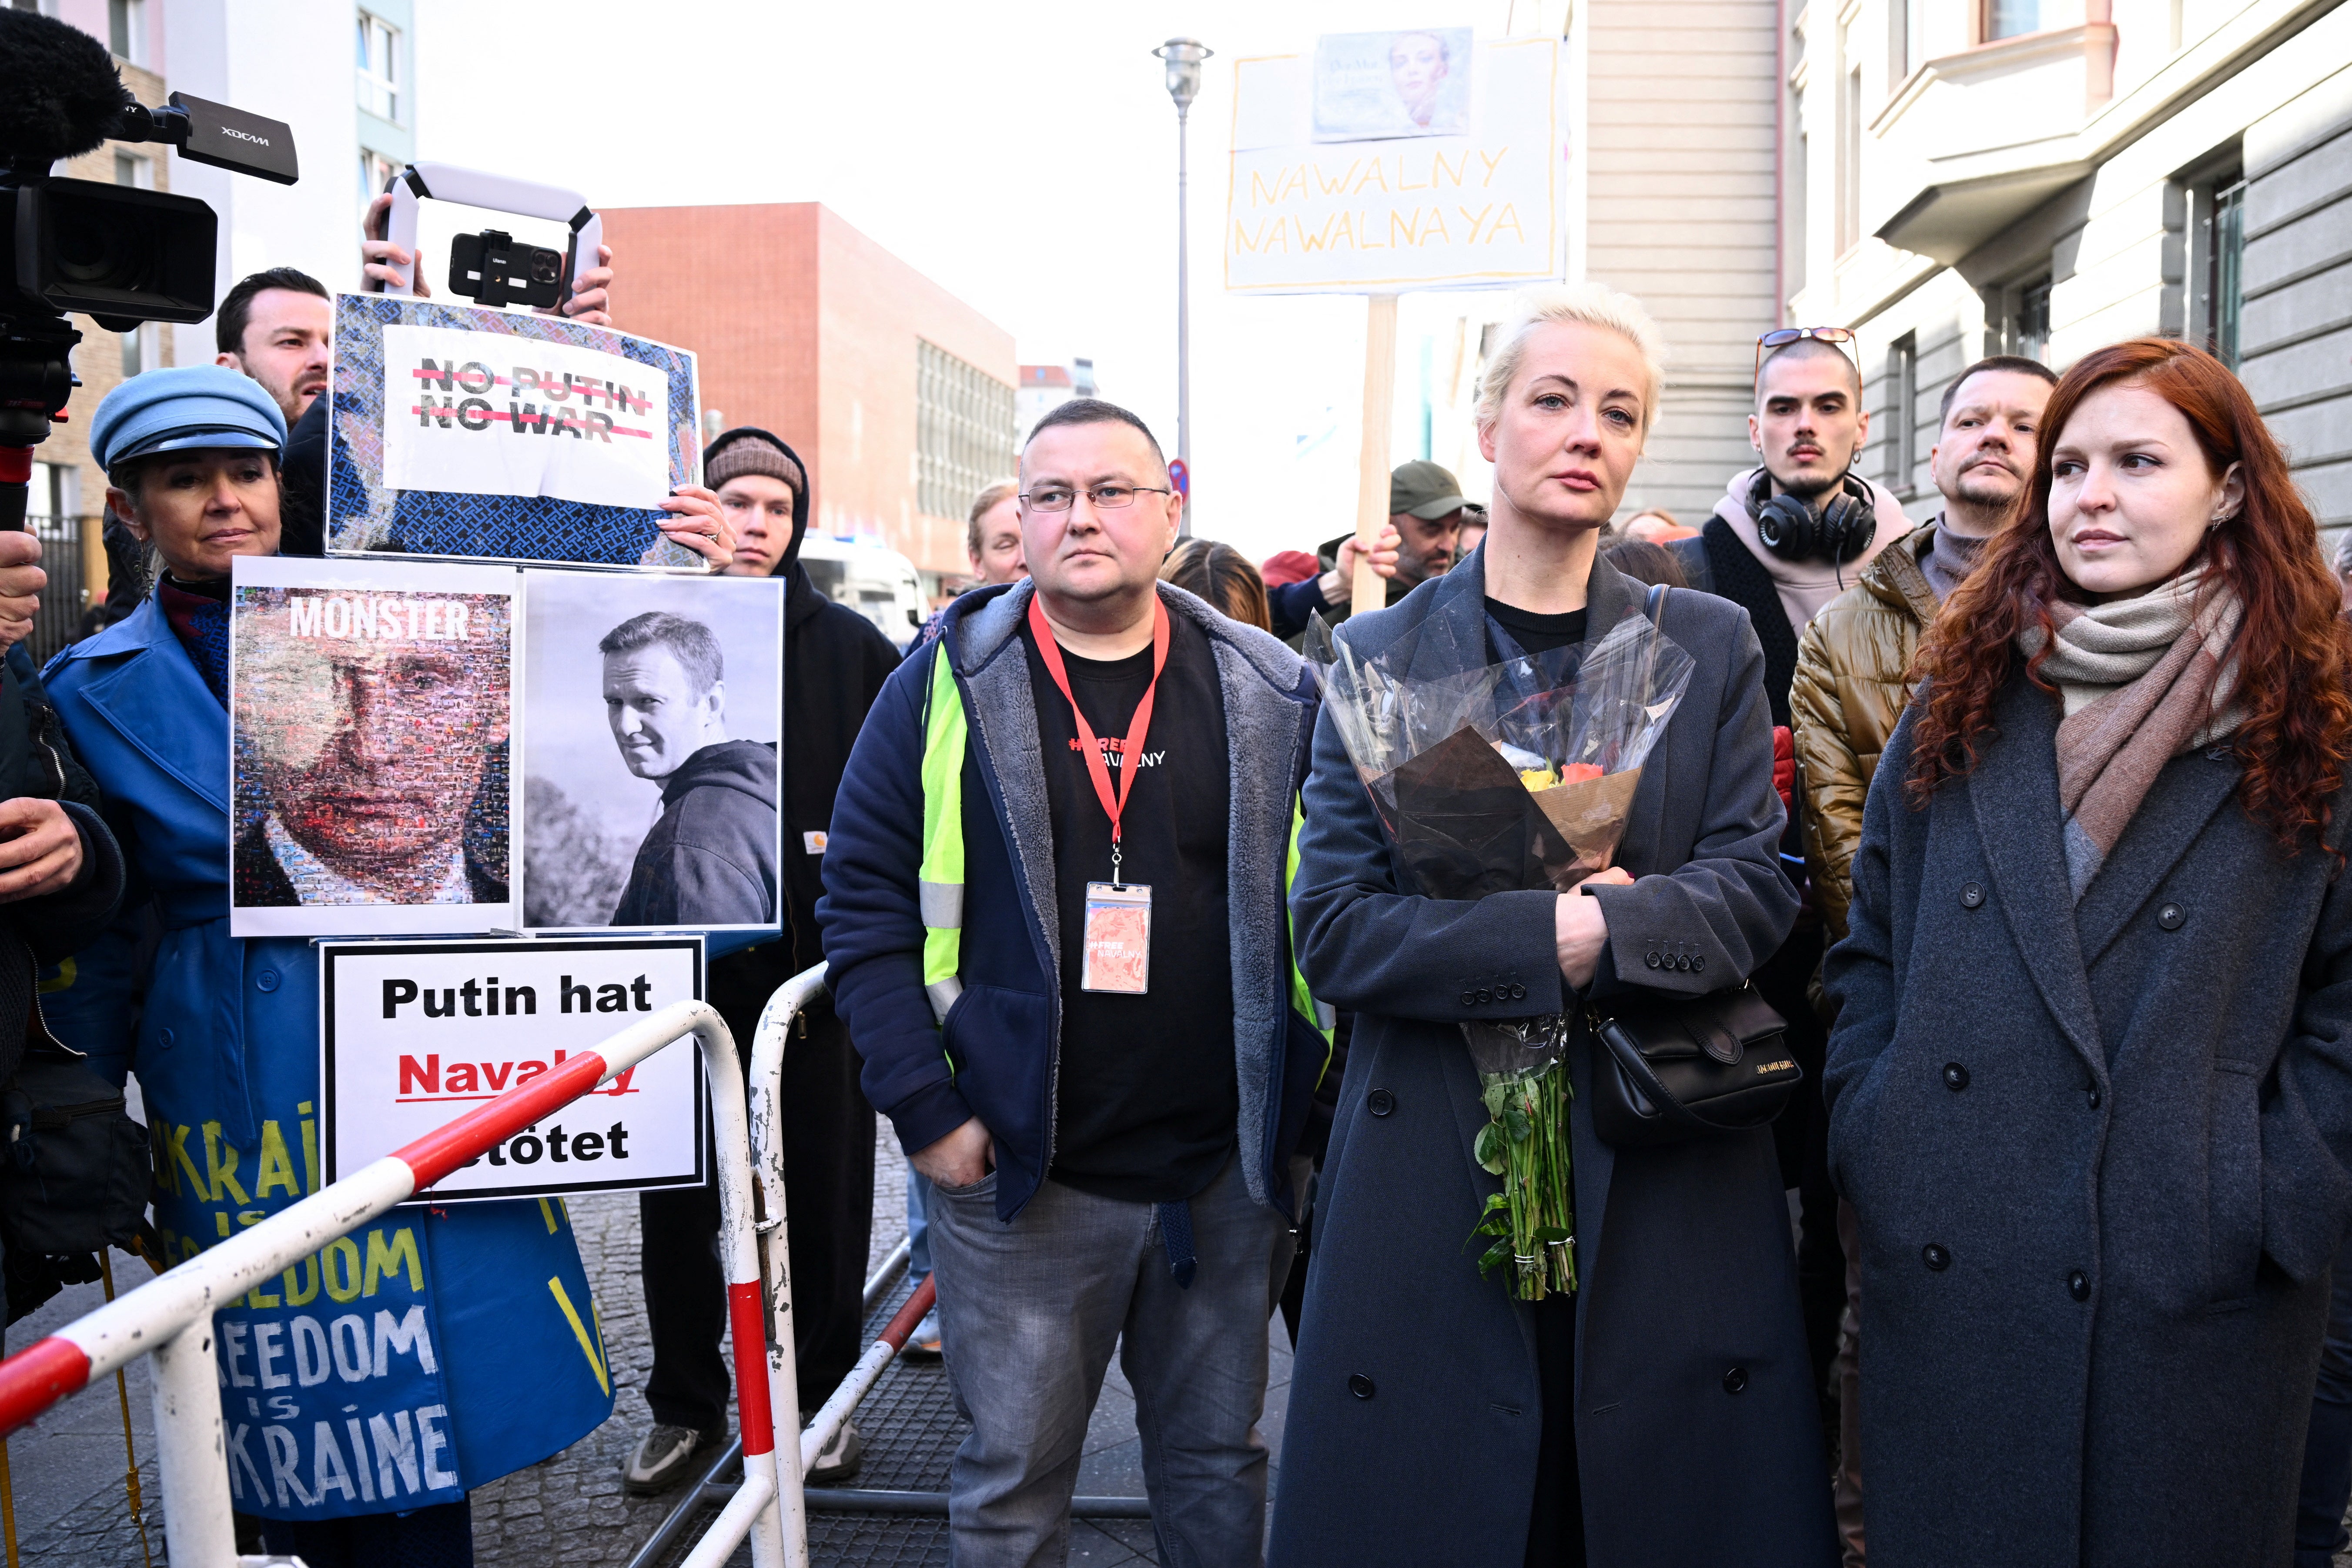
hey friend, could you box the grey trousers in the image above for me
[925,1150,1300,1568]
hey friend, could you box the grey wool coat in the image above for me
[1824,674,2352,1568]
[1268,551,1840,1568]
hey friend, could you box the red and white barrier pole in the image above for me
[0,1000,784,1568]
[746,963,828,1568]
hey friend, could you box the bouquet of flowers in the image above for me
[1305,608,1693,1299]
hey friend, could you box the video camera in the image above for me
[0,8,298,528]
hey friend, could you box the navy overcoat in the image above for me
[1825,676,2352,1567]
[1269,550,1837,1567]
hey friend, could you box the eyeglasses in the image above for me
[1019,485,1173,514]
[1756,326,1857,377]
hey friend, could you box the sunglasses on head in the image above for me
[1756,326,1857,377]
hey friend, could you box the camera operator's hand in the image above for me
[659,485,736,569]
[0,798,84,904]
[360,192,431,298]
[554,244,613,326]
[0,533,46,652]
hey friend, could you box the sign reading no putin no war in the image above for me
[320,937,706,1203]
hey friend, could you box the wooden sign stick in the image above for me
[1352,293,1400,617]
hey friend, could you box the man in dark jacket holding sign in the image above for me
[625,427,898,1494]
[818,399,1328,1566]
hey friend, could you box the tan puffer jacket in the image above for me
[1790,522,1942,949]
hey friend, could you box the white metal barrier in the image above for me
[0,1000,790,1568]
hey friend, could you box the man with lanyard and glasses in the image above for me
[819,398,1329,1566]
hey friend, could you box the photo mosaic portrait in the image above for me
[517,570,784,933]
[1312,28,1474,142]
[230,557,519,938]
[326,293,706,569]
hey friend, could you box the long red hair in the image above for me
[1907,337,2352,848]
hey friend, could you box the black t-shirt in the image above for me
[1485,598,1589,659]
[1023,611,1237,1204]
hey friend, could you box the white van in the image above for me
[796,534,929,650]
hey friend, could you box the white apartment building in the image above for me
[1785,0,2352,538]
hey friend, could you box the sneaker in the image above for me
[806,1415,863,1485]
[623,1422,722,1496]
[903,1307,943,1361]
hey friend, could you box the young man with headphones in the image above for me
[1664,328,1912,1453]
[1666,331,1911,725]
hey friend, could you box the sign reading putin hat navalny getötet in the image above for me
[320,938,706,1202]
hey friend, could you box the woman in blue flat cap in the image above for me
[38,365,733,1566]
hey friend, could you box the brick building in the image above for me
[599,204,1017,586]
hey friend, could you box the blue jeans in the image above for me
[2298,1235,2352,1567]
[909,1163,935,1278]
[925,1150,1300,1568]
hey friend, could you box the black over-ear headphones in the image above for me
[1751,468,1875,564]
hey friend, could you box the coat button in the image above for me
[1675,955,1692,973]
[1646,951,1662,970]
[1461,991,1475,1006]
[1943,1063,1969,1091]
[2068,1270,2090,1301]
[255,969,280,993]
[1691,955,1705,973]
[1476,988,1492,1004]
[1348,1373,1376,1399]
[1959,882,1984,909]
[2088,1087,2103,1110]
[1367,1089,1396,1118]
[2157,903,2185,931]
[1722,1366,1748,1394]
[1509,982,1527,1000]
[157,1027,175,1050]
[1922,1244,1951,1271]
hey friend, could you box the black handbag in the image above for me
[1585,981,1802,1148]
[0,1045,150,1321]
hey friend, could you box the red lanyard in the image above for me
[1027,591,1170,884]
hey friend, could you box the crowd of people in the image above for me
[5,194,2351,1568]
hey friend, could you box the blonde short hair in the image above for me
[966,480,1019,562]
[1474,282,1668,439]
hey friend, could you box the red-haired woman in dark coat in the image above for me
[1825,337,2352,1568]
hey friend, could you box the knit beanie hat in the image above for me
[706,431,805,496]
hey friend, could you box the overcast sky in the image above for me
[412,0,1552,562]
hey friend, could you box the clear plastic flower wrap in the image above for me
[1304,608,1694,1299]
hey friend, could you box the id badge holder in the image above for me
[1080,882,1152,994]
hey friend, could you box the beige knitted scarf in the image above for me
[2019,566,2246,898]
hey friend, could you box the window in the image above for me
[107,0,143,63]
[120,324,150,378]
[1838,65,1864,253]
[1790,93,1810,295]
[1984,0,2040,40]
[2010,274,2053,362]
[1887,335,1918,488]
[917,343,1016,521]
[359,148,400,222]
[2203,178,2247,369]
[113,151,150,190]
[357,12,400,123]
[1890,0,1927,80]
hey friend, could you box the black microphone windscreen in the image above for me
[0,10,136,168]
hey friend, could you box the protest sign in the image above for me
[1225,36,1562,294]
[320,937,706,1201]
[380,323,672,508]
[517,570,784,933]
[327,293,707,569]
[231,556,518,939]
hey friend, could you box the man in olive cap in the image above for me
[1265,460,1466,639]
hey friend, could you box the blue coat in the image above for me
[818,579,1327,1220]
[40,598,614,1521]
[1269,552,1837,1567]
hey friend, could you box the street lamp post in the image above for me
[1153,37,1211,534]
